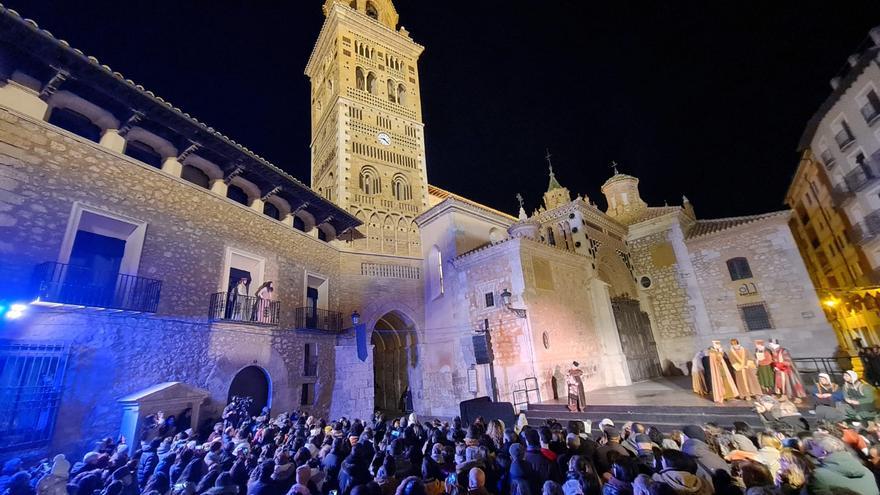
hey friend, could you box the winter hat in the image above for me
[562,479,585,495]
[509,443,523,460]
[682,425,706,443]
[52,455,70,478]
[83,452,100,464]
[818,372,830,381]
[215,473,235,488]
[845,370,859,382]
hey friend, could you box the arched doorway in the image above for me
[371,311,417,413]
[227,366,270,418]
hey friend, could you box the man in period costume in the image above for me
[567,361,586,412]
[727,338,762,400]
[768,339,806,400]
[708,340,738,404]
[754,339,774,393]
[228,277,249,321]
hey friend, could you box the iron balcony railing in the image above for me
[831,183,853,205]
[32,262,162,313]
[208,292,280,326]
[293,307,343,332]
[849,209,880,245]
[791,356,854,383]
[843,157,880,193]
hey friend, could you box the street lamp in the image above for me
[500,288,527,318]
[351,310,361,326]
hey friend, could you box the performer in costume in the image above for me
[727,338,762,400]
[566,361,586,412]
[754,339,774,393]
[708,340,738,404]
[691,349,708,396]
[769,339,806,400]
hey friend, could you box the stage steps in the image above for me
[524,401,766,430]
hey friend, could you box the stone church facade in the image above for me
[0,0,834,458]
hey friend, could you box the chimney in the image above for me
[830,77,841,90]
[848,54,860,68]
[870,26,880,47]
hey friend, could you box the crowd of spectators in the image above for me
[2,405,880,495]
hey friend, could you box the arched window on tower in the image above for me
[392,174,411,201]
[397,84,407,106]
[356,67,366,91]
[367,72,377,95]
[366,1,379,20]
[387,79,397,103]
[359,166,381,195]
[546,227,556,246]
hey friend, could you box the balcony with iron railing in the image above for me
[208,292,280,326]
[849,209,880,245]
[831,183,854,205]
[843,156,880,193]
[293,307,344,333]
[32,262,162,313]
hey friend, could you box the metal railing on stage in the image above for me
[792,356,853,382]
[513,377,540,412]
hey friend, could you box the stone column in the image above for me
[281,214,295,228]
[210,180,228,197]
[589,278,631,387]
[99,129,126,153]
[329,342,374,421]
[161,157,183,177]
[250,198,265,214]
[0,83,48,120]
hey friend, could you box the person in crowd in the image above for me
[842,369,877,417]
[805,433,879,495]
[9,397,880,495]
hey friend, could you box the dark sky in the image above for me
[12,1,880,218]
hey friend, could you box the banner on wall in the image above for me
[355,323,368,362]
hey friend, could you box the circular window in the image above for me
[571,227,579,233]
[542,332,550,349]
[569,213,575,219]
[640,276,653,289]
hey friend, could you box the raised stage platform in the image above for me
[524,377,766,429]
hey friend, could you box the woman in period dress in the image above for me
[253,281,274,323]
[567,361,586,412]
[754,339,775,393]
[708,340,739,404]
[727,338,762,400]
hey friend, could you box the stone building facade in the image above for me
[0,1,837,460]
[785,26,880,353]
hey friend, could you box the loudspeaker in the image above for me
[460,397,516,428]
[473,334,493,364]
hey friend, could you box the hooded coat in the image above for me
[808,451,879,495]
[681,439,729,475]
[651,470,712,495]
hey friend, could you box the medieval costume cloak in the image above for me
[692,350,708,396]
[708,346,738,403]
[567,362,586,412]
[755,342,774,392]
[727,344,762,399]
[771,345,806,399]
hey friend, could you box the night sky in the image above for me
[12,1,880,218]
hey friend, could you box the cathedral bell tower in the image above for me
[306,0,428,256]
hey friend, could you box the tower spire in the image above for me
[546,149,563,191]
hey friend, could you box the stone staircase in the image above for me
[524,401,765,430]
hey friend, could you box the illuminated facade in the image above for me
[788,27,880,353]
[0,1,836,459]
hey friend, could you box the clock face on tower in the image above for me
[377,132,391,146]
